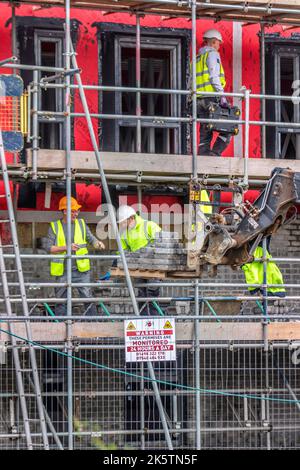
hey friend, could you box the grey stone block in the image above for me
[154,242,184,249]
[155,231,180,240]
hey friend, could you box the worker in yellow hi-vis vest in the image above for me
[242,245,286,298]
[117,205,161,315]
[192,29,232,156]
[47,196,105,316]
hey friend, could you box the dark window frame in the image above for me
[15,16,79,151]
[94,22,191,154]
[264,34,300,160]
[115,35,182,153]
[15,17,79,207]
[34,29,65,149]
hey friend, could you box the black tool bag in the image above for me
[206,101,241,135]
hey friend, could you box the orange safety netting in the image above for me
[0,95,21,132]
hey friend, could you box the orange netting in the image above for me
[0,95,21,132]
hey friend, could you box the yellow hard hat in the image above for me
[58,196,82,211]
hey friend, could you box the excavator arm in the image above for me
[189,168,300,271]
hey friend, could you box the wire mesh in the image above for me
[1,332,300,449]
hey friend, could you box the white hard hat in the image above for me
[203,29,223,43]
[117,205,136,223]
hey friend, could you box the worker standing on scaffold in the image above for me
[117,205,161,315]
[193,29,232,156]
[47,196,105,316]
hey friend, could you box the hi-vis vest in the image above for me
[196,51,226,97]
[241,246,285,295]
[50,219,90,276]
[121,215,161,253]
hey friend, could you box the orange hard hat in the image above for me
[58,196,82,211]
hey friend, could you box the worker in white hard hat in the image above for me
[191,28,232,156]
[117,205,162,315]
[117,205,161,252]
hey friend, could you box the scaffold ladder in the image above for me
[0,129,50,450]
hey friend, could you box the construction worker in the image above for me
[117,205,161,315]
[242,243,286,298]
[194,28,232,156]
[47,196,105,316]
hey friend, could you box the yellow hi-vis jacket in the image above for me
[50,219,90,276]
[196,51,226,97]
[241,246,285,296]
[121,215,161,252]
[199,190,212,215]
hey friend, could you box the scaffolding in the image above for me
[0,0,300,450]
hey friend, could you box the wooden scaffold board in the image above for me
[1,321,300,343]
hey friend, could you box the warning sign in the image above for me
[163,320,173,329]
[126,321,136,331]
[124,317,176,363]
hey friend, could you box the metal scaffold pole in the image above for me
[260,23,266,160]
[32,70,39,181]
[136,12,145,450]
[194,279,202,449]
[64,0,74,451]
[243,88,250,187]
[262,237,271,450]
[136,14,142,154]
[67,34,173,450]
[191,0,198,178]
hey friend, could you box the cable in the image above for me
[1,326,300,406]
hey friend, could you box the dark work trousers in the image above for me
[54,269,98,316]
[197,98,232,156]
[137,278,160,316]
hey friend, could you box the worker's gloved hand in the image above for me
[220,96,229,108]
[93,239,105,250]
[100,271,111,281]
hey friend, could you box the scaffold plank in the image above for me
[111,267,203,279]
[1,321,300,342]
[27,150,300,180]
[268,322,300,341]
[111,268,168,279]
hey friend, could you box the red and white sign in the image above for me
[124,318,176,363]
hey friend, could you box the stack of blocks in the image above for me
[117,231,187,271]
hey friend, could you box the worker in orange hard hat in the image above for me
[46,195,105,317]
[58,196,81,211]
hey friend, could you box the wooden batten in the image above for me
[27,149,300,180]
[1,321,300,343]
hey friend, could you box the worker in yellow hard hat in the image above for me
[58,195,81,211]
[46,196,105,317]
